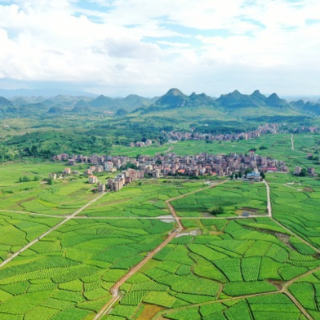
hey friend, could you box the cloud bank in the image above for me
[0,0,319,96]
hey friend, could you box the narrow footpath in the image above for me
[291,133,295,150]
[0,192,107,269]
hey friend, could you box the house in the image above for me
[152,169,161,178]
[247,172,262,182]
[97,182,105,192]
[88,175,98,184]
[294,166,301,175]
[49,173,57,180]
[68,159,75,166]
[63,168,71,175]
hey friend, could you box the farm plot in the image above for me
[111,219,318,319]
[0,211,62,261]
[270,182,320,249]
[0,165,98,216]
[162,294,307,320]
[171,181,267,217]
[80,180,204,218]
[0,218,174,320]
[288,266,320,320]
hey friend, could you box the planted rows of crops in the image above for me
[163,294,307,320]
[0,211,63,262]
[80,180,204,218]
[271,182,320,249]
[289,267,320,320]
[109,219,319,319]
[0,177,97,216]
[171,181,267,217]
[0,218,174,319]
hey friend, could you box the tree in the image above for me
[299,168,307,177]
[238,171,242,179]
[210,207,224,215]
[260,171,266,179]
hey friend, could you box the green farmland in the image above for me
[0,139,320,320]
[171,181,267,217]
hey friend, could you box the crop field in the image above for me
[111,144,170,157]
[107,218,319,319]
[164,294,307,320]
[270,181,320,249]
[0,163,100,215]
[1,157,320,319]
[0,211,62,262]
[0,218,174,320]
[80,180,205,218]
[288,267,320,320]
[171,181,267,217]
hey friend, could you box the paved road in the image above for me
[0,192,107,269]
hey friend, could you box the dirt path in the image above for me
[164,146,173,154]
[291,133,295,150]
[153,181,316,320]
[93,181,227,319]
[263,179,272,217]
[0,209,66,218]
[0,191,108,269]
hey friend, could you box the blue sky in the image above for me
[0,0,319,97]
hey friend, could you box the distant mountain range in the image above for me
[0,88,97,98]
[1,88,320,118]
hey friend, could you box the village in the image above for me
[52,151,294,192]
[130,123,319,148]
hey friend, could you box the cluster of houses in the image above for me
[292,126,319,133]
[129,152,288,178]
[130,139,152,147]
[294,166,317,177]
[107,169,145,191]
[163,123,280,142]
[53,151,289,191]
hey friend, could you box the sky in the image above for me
[0,0,319,97]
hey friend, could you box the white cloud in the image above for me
[0,0,319,96]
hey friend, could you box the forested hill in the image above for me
[1,88,320,119]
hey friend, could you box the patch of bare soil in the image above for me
[240,207,258,213]
[268,279,285,290]
[275,232,294,250]
[17,196,36,205]
[137,304,163,320]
